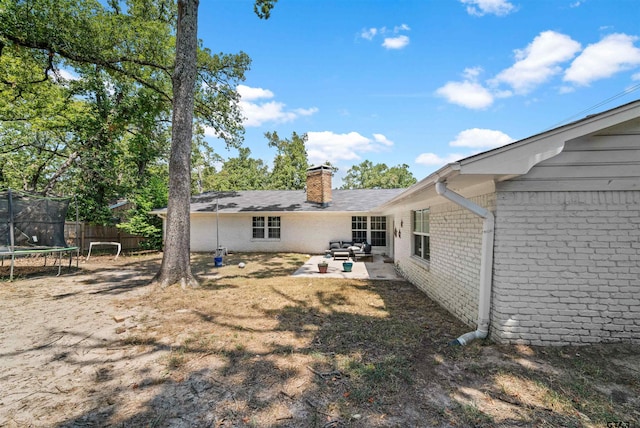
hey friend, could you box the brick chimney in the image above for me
[306,165,332,206]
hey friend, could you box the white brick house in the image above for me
[154,165,403,256]
[379,100,640,346]
[155,100,640,346]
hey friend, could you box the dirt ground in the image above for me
[1,252,639,427]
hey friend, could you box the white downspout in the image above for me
[435,181,494,346]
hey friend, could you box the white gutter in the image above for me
[435,181,494,346]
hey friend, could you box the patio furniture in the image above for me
[333,250,350,260]
[328,239,364,252]
[352,242,372,261]
[353,252,373,262]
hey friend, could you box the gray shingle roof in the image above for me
[154,189,405,214]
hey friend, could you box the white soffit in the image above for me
[458,100,640,175]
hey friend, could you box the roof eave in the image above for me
[377,99,640,209]
[459,99,640,175]
[375,163,460,211]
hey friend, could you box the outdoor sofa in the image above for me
[327,240,372,261]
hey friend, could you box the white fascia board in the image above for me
[374,164,460,211]
[459,100,640,175]
[458,135,564,175]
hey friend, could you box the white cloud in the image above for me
[415,128,513,168]
[306,131,393,165]
[435,80,494,109]
[492,31,581,94]
[437,32,581,109]
[437,31,638,109]
[360,23,410,49]
[383,35,410,50]
[564,33,640,86]
[294,107,319,117]
[415,152,464,166]
[461,0,515,16]
[373,133,394,146]
[237,84,274,101]
[558,85,576,94]
[463,66,483,80]
[236,84,318,127]
[55,68,79,81]
[449,128,514,148]
[360,27,377,40]
[203,126,218,138]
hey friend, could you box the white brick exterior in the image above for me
[189,212,393,255]
[394,194,496,329]
[492,190,640,345]
[390,190,640,346]
[191,212,353,253]
[378,102,640,346]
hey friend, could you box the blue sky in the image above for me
[198,0,640,187]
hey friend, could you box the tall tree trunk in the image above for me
[153,0,199,288]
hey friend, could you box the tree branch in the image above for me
[3,34,173,103]
[41,151,79,196]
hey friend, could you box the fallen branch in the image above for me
[279,390,294,399]
[31,335,64,351]
[69,332,94,347]
[306,366,343,379]
[276,415,293,421]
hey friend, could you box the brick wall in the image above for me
[395,194,496,329]
[492,190,640,345]
[306,166,332,205]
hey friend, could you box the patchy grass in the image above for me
[2,252,639,427]
[114,253,640,427]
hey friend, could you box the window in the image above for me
[252,216,281,239]
[370,216,387,247]
[351,216,367,243]
[413,209,430,261]
[268,216,281,239]
[252,216,265,239]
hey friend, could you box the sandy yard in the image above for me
[1,252,639,427]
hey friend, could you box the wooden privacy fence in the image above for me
[65,222,145,255]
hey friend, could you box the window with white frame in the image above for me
[351,216,367,243]
[252,216,281,239]
[370,216,387,247]
[268,216,281,239]
[413,209,430,261]
[252,216,265,239]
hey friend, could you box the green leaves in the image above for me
[341,161,417,189]
[0,0,251,217]
[253,0,278,19]
[266,131,309,190]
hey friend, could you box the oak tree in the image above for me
[341,160,416,189]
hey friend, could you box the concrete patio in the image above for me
[292,254,405,280]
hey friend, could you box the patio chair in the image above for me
[352,242,373,261]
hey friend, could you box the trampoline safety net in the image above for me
[0,189,72,250]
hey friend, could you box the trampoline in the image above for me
[0,189,79,280]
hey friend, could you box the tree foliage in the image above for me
[0,0,281,286]
[0,0,255,241]
[266,131,309,190]
[210,147,270,191]
[341,160,416,189]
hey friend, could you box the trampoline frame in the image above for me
[1,189,79,281]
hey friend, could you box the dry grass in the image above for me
[2,252,639,427]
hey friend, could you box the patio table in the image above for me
[333,250,350,260]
